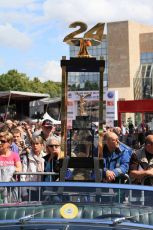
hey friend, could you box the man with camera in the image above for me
[11,128,30,158]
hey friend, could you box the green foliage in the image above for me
[69,80,99,91]
[0,70,61,97]
[84,80,99,90]
[43,81,61,97]
[0,70,30,91]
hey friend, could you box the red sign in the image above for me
[107,101,114,106]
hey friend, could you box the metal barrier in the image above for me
[0,181,152,205]
[127,175,149,205]
[0,172,150,206]
[0,172,59,204]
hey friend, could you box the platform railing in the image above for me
[0,178,153,206]
[0,172,59,204]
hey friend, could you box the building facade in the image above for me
[69,20,153,125]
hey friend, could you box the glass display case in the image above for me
[60,57,105,158]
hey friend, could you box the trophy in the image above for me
[61,21,105,159]
[60,22,105,182]
[63,21,104,58]
[76,92,91,116]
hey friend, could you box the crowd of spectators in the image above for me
[0,118,153,202]
[0,118,61,200]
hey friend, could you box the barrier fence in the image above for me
[0,174,152,206]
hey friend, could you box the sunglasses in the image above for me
[48,145,60,148]
[0,140,7,144]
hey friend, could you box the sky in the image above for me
[0,0,153,82]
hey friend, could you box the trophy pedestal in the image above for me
[68,115,94,158]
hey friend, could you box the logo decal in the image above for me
[107,91,114,98]
[60,203,78,219]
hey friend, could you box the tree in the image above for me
[0,70,61,97]
[0,70,31,91]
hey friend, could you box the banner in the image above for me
[67,90,118,128]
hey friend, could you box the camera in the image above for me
[20,141,25,147]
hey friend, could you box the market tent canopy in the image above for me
[0,91,49,120]
[0,91,49,104]
[30,97,61,107]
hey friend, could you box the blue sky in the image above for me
[0,0,153,82]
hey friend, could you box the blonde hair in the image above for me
[46,136,61,146]
[31,136,44,145]
[0,131,13,143]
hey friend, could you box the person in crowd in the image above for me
[113,127,122,141]
[0,123,7,132]
[121,121,127,135]
[113,126,133,157]
[43,136,65,202]
[21,136,45,201]
[0,131,22,182]
[54,126,61,136]
[128,120,134,135]
[102,132,131,183]
[5,120,14,131]
[11,128,23,149]
[10,139,19,154]
[137,120,147,147]
[129,134,153,185]
[33,119,55,140]
[11,128,30,159]
[0,124,20,154]
[33,119,56,152]
[19,121,32,143]
[43,136,63,182]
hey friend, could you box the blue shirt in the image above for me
[11,142,19,154]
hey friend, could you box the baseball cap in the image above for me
[42,119,53,127]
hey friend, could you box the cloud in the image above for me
[0,0,38,9]
[0,0,153,28]
[0,1,45,28]
[43,0,153,25]
[0,23,31,50]
[40,60,61,82]
[0,0,153,82]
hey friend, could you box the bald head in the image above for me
[104,132,119,152]
[104,131,118,142]
[145,135,153,145]
[145,134,153,154]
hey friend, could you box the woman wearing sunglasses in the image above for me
[0,131,22,182]
[43,136,63,182]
